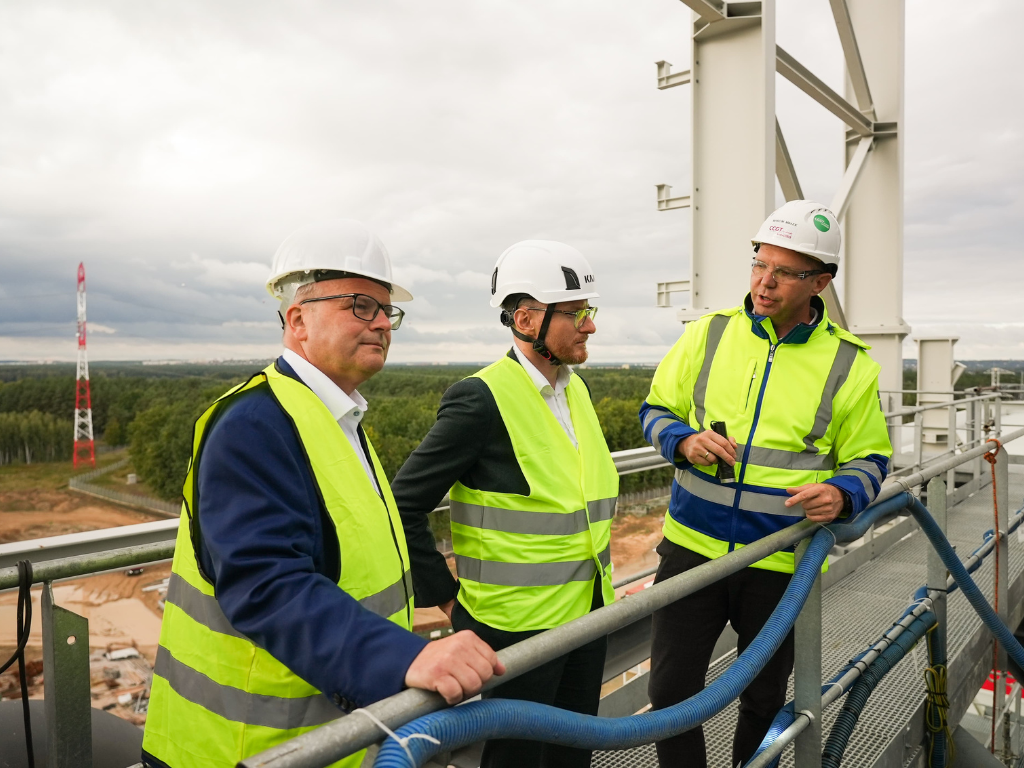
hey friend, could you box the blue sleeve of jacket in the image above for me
[196,389,427,710]
[824,453,889,518]
[639,399,697,469]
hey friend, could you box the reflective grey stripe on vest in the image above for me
[735,444,836,472]
[154,646,343,730]
[693,315,730,429]
[587,497,617,524]
[643,407,676,452]
[456,555,597,587]
[451,501,590,536]
[167,568,409,632]
[834,468,872,497]
[165,573,245,640]
[802,340,859,452]
[840,458,884,485]
[833,458,883,499]
[598,544,611,570]
[674,468,803,517]
[359,569,413,619]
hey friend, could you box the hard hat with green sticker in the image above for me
[813,214,831,232]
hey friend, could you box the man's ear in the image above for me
[811,273,833,296]
[285,303,308,340]
[513,306,535,335]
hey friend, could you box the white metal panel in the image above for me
[842,0,908,392]
[681,3,775,322]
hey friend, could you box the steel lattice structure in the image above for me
[73,261,96,469]
[654,0,908,396]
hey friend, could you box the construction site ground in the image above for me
[0,468,669,728]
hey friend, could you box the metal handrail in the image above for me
[884,391,1001,420]
[0,445,673,573]
[240,428,1024,768]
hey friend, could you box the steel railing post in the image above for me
[995,443,1010,759]
[947,404,958,490]
[914,411,924,470]
[42,581,93,768]
[793,538,822,768]
[970,400,980,479]
[925,476,948,761]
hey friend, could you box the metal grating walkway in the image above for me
[593,472,1024,768]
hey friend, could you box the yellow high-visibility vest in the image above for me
[450,355,619,632]
[645,302,891,573]
[142,363,413,768]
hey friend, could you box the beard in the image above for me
[548,338,589,366]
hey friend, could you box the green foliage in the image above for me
[127,382,237,500]
[0,361,669,499]
[0,410,73,465]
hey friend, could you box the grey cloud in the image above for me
[0,0,1020,362]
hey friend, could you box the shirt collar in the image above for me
[281,349,368,424]
[742,293,828,345]
[511,345,572,395]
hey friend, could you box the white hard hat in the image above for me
[751,200,841,267]
[489,240,599,308]
[266,219,413,306]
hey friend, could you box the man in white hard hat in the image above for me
[142,220,504,768]
[640,201,892,767]
[393,241,619,768]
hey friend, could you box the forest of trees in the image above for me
[2,358,1018,500]
[0,361,670,499]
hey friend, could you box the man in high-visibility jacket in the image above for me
[640,201,892,768]
[141,220,503,768]
[393,240,618,768]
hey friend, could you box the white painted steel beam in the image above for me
[828,0,874,115]
[841,0,908,392]
[830,134,874,220]
[657,280,692,308]
[656,183,691,211]
[679,0,775,322]
[774,118,803,201]
[656,60,691,90]
[774,118,848,329]
[676,0,725,23]
[776,45,873,137]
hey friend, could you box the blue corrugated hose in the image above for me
[374,492,1024,768]
[372,528,836,768]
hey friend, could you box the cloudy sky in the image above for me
[1,0,1021,365]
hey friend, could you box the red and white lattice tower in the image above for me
[73,262,96,469]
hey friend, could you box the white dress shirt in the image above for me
[281,349,380,492]
[511,345,578,448]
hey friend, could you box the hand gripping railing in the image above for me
[239,427,1024,768]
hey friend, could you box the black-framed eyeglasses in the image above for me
[751,259,825,284]
[299,293,405,330]
[524,306,598,329]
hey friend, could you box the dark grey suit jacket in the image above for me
[391,349,590,608]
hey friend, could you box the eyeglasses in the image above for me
[299,293,405,330]
[751,259,825,284]
[523,306,598,328]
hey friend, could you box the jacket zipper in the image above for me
[727,342,777,552]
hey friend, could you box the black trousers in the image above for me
[648,539,795,768]
[451,582,607,768]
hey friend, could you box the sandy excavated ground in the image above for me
[0,487,161,544]
[0,564,171,664]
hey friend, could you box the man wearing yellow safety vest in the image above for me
[393,241,618,768]
[141,220,504,768]
[640,201,892,768]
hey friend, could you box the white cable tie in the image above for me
[351,708,441,763]
[894,477,914,495]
